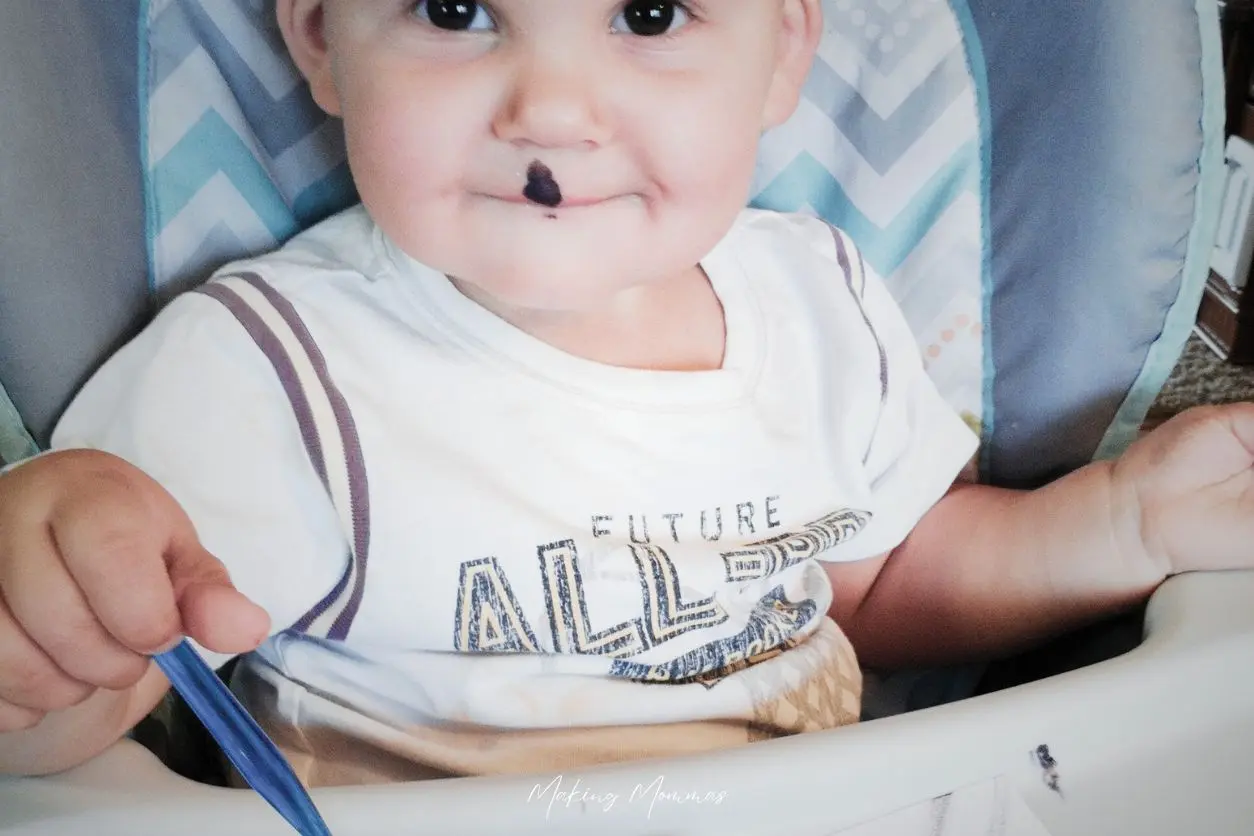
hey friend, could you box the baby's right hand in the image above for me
[0,450,269,733]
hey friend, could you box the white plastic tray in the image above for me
[3,571,1253,836]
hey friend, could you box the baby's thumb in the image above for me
[167,539,271,655]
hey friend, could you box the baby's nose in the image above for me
[492,52,611,150]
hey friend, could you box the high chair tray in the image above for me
[2,571,1252,836]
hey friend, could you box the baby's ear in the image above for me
[277,0,342,116]
[763,0,823,130]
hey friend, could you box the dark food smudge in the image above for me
[524,160,563,208]
[1035,744,1063,797]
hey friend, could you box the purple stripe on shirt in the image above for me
[290,567,354,636]
[194,282,330,487]
[235,273,372,642]
[197,276,364,641]
[827,226,890,466]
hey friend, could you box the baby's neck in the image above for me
[454,266,727,372]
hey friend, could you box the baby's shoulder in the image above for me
[142,203,400,374]
[723,208,864,289]
[730,207,848,244]
[206,204,379,302]
[725,209,854,268]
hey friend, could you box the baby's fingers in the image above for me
[53,483,268,657]
[0,524,150,692]
[48,486,185,656]
[0,697,43,733]
[0,599,93,723]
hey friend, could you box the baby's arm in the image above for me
[828,404,1254,669]
[827,459,1154,668]
[0,291,347,775]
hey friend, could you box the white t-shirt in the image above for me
[53,206,976,770]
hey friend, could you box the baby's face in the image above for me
[285,0,818,312]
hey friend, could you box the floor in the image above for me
[1147,333,1254,423]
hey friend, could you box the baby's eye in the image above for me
[611,0,692,37]
[413,0,495,32]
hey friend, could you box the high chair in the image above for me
[2,1,1252,833]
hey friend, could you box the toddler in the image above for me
[1,0,1252,786]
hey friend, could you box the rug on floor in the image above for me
[1147,334,1254,422]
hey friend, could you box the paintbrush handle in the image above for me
[154,640,332,836]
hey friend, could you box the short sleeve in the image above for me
[51,292,348,669]
[821,230,979,562]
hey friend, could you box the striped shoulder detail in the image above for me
[825,224,889,465]
[194,273,370,642]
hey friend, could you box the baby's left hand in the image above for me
[1111,403,1254,577]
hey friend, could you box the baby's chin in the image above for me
[452,257,680,315]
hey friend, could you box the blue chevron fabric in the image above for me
[142,0,356,302]
[141,0,987,460]
[751,0,986,452]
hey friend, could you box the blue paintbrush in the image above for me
[153,640,332,836]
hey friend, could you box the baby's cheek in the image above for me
[670,114,762,205]
[683,148,762,222]
[342,82,464,197]
[344,123,464,259]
